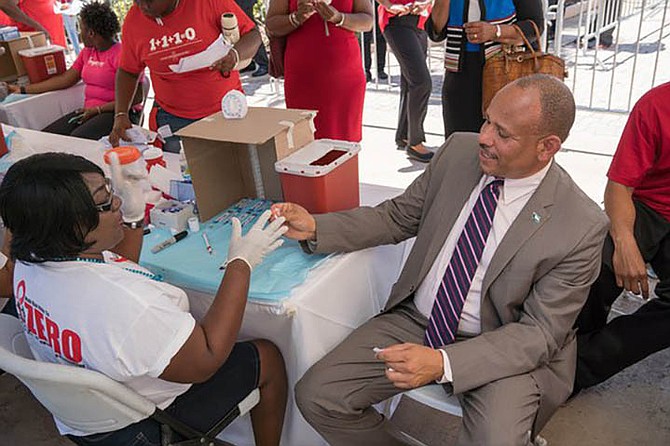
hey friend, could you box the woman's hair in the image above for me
[0,153,104,263]
[80,2,120,40]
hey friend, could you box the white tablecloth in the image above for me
[0,125,107,170]
[0,83,85,130]
[185,184,410,446]
[2,129,412,446]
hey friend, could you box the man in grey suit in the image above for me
[272,74,609,445]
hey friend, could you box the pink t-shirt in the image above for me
[72,42,122,109]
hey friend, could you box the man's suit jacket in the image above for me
[312,133,609,430]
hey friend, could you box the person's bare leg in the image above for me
[250,339,288,446]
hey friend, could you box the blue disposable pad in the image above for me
[0,93,30,105]
[140,198,329,302]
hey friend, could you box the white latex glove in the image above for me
[108,152,146,223]
[226,210,288,271]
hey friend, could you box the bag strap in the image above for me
[512,20,542,55]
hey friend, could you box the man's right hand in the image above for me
[270,202,316,241]
[109,114,132,147]
[612,235,649,298]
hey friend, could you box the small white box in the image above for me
[149,200,194,232]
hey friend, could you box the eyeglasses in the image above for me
[93,178,115,213]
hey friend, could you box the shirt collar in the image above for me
[484,161,553,205]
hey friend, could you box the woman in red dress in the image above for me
[267,0,372,142]
[0,0,66,46]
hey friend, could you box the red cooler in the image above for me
[275,139,361,214]
[18,45,66,83]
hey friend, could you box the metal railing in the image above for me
[549,0,670,112]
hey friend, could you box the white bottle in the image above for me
[179,147,191,181]
[221,13,252,70]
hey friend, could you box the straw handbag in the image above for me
[481,21,566,111]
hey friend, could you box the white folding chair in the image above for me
[389,384,547,446]
[0,314,259,446]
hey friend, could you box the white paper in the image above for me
[168,35,232,73]
[99,125,158,148]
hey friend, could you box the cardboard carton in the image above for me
[0,32,48,81]
[176,107,316,221]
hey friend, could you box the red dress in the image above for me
[12,0,66,47]
[284,0,365,142]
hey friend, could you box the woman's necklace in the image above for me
[71,257,163,282]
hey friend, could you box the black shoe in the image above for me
[240,61,257,74]
[378,71,388,81]
[252,65,268,77]
[406,146,434,163]
[365,71,372,82]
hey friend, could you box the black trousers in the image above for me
[235,0,268,68]
[575,200,670,390]
[43,111,115,140]
[42,110,140,141]
[442,51,484,138]
[383,15,431,147]
[363,18,386,73]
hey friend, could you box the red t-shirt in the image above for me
[120,0,255,119]
[13,0,66,47]
[607,81,670,222]
[72,43,122,109]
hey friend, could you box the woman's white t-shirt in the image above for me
[13,252,196,436]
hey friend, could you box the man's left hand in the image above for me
[377,343,444,389]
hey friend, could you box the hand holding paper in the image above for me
[169,35,232,73]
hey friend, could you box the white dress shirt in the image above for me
[413,162,552,382]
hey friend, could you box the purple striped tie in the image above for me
[424,179,503,348]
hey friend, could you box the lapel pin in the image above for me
[531,212,542,224]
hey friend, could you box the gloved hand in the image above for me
[108,152,146,223]
[226,210,288,271]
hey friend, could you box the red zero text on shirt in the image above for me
[15,279,83,364]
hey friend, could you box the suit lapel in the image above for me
[481,163,560,296]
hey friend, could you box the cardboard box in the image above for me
[176,107,316,221]
[0,32,48,81]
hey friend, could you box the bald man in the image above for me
[274,74,609,445]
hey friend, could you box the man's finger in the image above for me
[640,276,650,299]
[615,273,624,288]
[385,369,412,389]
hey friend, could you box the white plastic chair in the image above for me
[390,384,547,446]
[0,314,259,446]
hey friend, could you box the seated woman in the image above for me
[0,152,288,446]
[8,2,142,140]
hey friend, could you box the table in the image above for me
[1,128,413,445]
[162,184,411,446]
[0,125,107,171]
[0,83,85,130]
